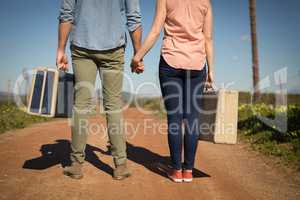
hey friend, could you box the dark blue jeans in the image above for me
[159,56,207,170]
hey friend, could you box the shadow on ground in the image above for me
[23,140,210,179]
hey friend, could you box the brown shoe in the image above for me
[113,163,131,180]
[63,161,83,179]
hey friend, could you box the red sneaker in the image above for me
[182,170,193,182]
[167,169,183,183]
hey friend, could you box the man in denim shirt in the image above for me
[56,0,143,180]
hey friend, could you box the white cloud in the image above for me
[240,34,251,42]
[232,55,239,62]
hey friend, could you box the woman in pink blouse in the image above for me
[132,0,214,183]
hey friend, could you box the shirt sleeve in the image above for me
[125,0,142,32]
[58,0,76,23]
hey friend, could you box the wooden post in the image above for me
[249,0,261,102]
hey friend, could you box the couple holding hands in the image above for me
[56,0,214,183]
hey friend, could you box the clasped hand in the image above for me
[131,57,144,74]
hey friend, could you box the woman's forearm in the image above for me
[134,32,161,61]
[205,38,214,74]
[203,1,214,74]
[133,0,166,62]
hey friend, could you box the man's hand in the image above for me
[57,21,72,71]
[129,25,143,74]
[56,49,69,71]
[131,57,144,74]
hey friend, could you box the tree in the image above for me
[249,0,260,102]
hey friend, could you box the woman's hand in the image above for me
[206,71,214,89]
[131,57,144,74]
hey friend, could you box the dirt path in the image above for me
[0,108,299,200]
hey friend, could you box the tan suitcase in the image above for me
[199,89,239,144]
[27,67,74,118]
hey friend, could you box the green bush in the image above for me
[287,105,300,138]
[238,104,300,140]
[0,103,49,134]
[238,104,300,168]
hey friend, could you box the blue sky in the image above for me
[0,0,299,96]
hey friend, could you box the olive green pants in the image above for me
[70,45,126,166]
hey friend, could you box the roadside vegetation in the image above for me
[238,104,300,169]
[0,103,49,134]
[136,97,166,118]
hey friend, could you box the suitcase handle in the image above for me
[36,67,48,71]
[57,65,69,72]
[204,83,217,94]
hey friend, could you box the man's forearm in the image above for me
[58,22,72,51]
[130,26,142,54]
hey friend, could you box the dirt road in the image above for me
[0,108,299,200]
